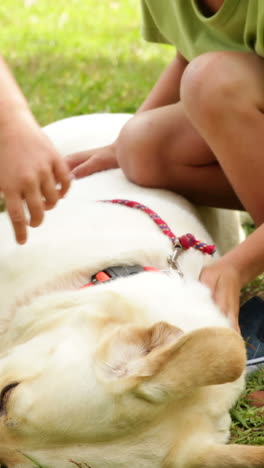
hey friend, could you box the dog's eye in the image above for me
[0,383,19,413]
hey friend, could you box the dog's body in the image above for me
[0,114,263,468]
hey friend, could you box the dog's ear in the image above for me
[95,323,246,402]
[95,321,183,391]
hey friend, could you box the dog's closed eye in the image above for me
[0,383,19,414]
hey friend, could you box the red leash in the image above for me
[81,199,216,288]
[100,199,216,255]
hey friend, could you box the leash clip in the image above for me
[167,240,184,277]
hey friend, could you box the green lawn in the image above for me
[0,0,263,456]
[0,0,173,124]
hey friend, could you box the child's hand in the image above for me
[66,143,119,178]
[199,261,241,332]
[0,117,70,244]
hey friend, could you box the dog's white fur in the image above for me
[0,114,263,468]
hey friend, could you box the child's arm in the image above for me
[67,51,188,178]
[136,51,188,112]
[0,56,70,244]
[200,223,264,330]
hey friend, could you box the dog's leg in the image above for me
[187,444,264,468]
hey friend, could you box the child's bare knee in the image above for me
[116,114,156,186]
[180,51,247,121]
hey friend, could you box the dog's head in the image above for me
[0,272,245,467]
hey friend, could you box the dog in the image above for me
[0,114,263,468]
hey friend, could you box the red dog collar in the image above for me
[81,265,158,288]
[80,199,215,289]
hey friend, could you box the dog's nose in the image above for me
[0,382,19,413]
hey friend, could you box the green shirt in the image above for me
[141,0,264,61]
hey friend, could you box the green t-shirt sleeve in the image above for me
[140,0,171,44]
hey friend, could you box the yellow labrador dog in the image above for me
[0,114,263,468]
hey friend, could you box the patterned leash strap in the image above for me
[100,199,216,256]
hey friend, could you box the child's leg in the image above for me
[116,100,243,210]
[180,51,264,226]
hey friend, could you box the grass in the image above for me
[0,0,173,124]
[19,452,48,468]
[231,368,264,445]
[0,0,263,460]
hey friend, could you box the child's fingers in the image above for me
[41,174,59,210]
[5,193,27,244]
[71,160,96,178]
[24,185,45,228]
[71,159,103,178]
[65,151,92,170]
[72,154,118,179]
[213,280,240,331]
[53,159,71,198]
[226,308,240,332]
